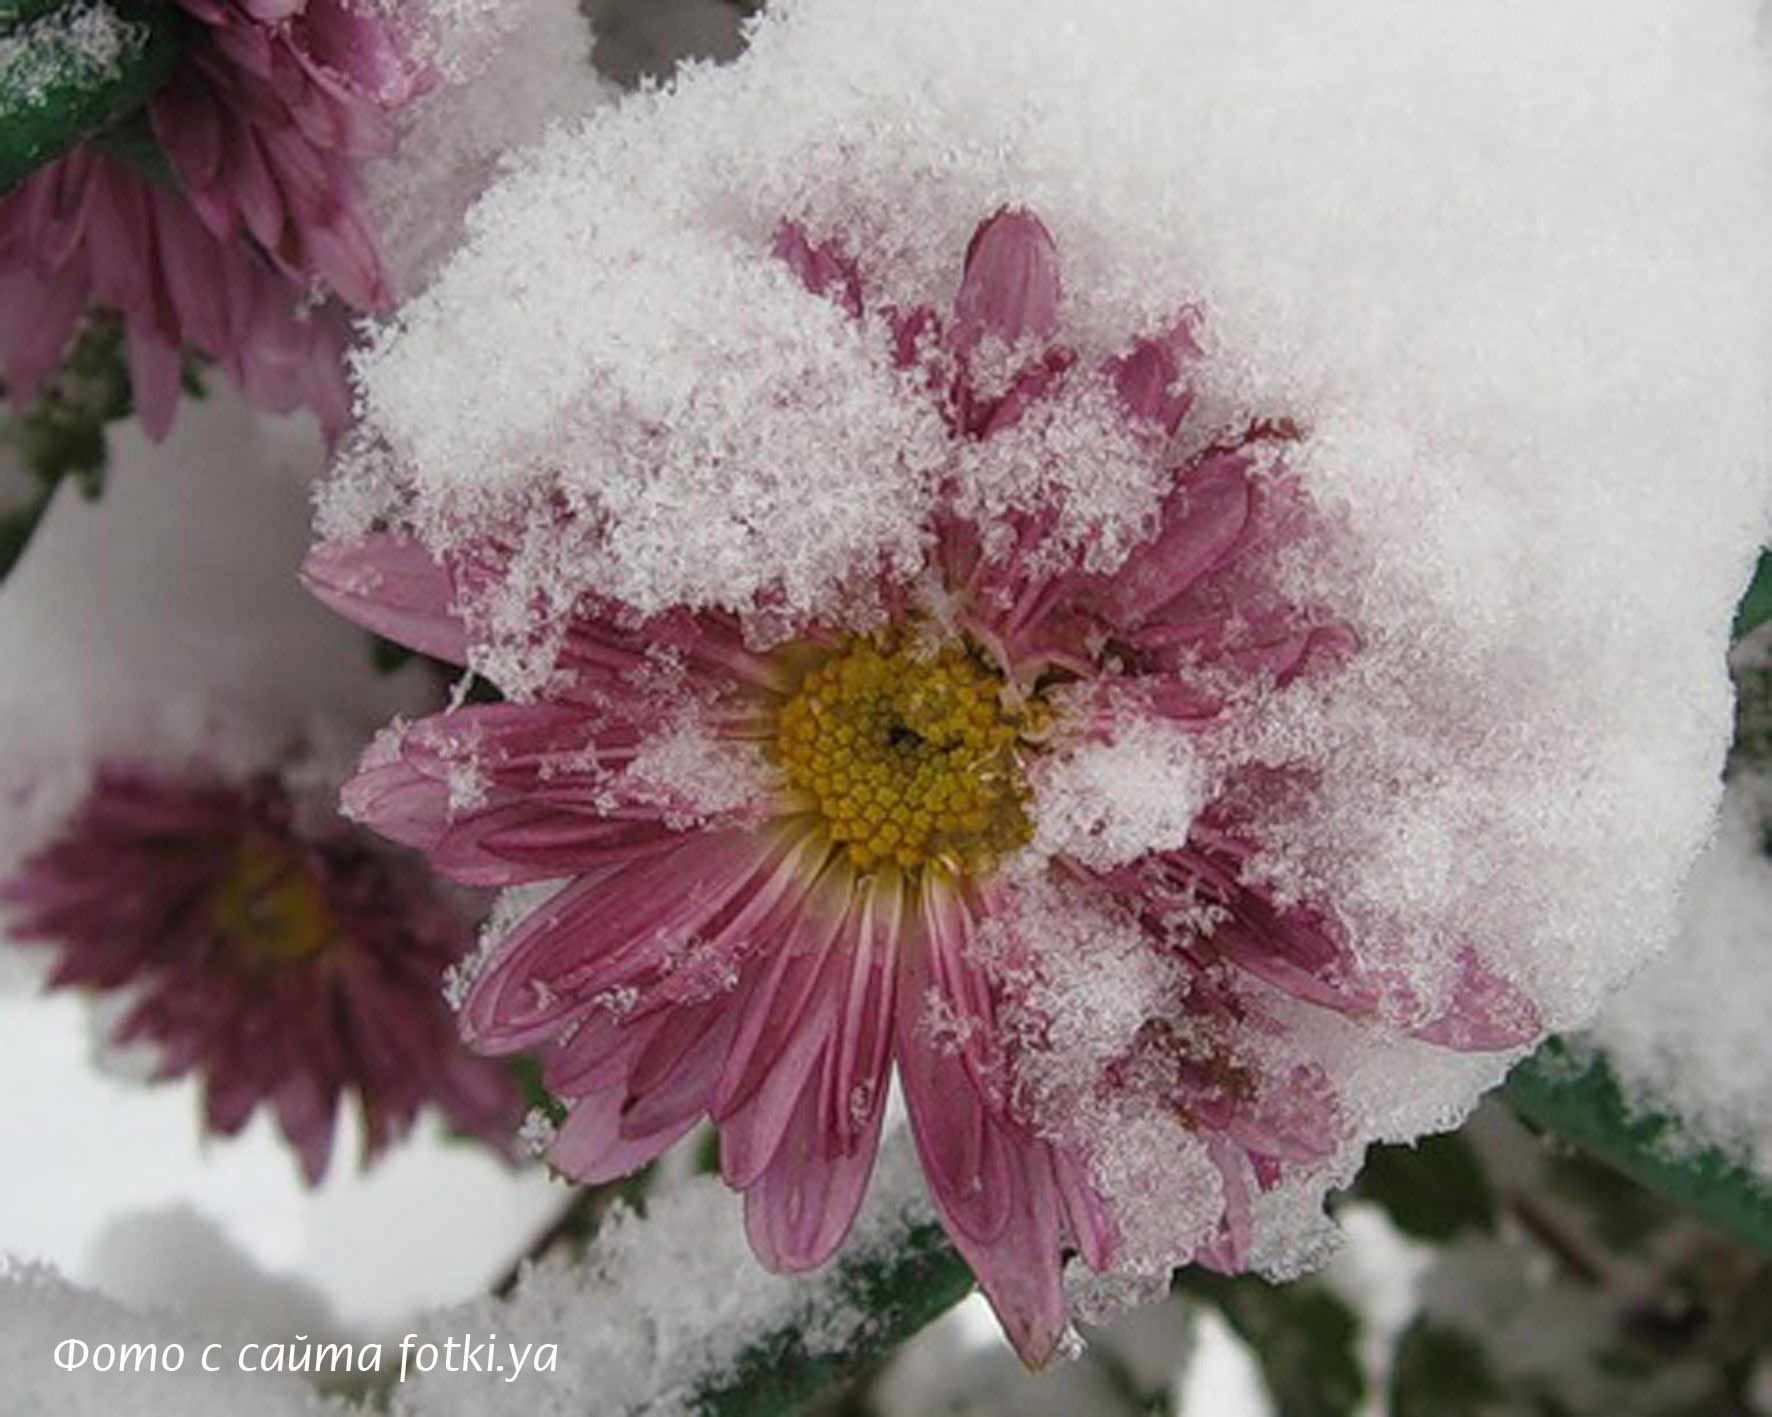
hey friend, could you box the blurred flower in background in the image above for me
[3,759,523,1184]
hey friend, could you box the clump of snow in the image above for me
[324,0,1772,1324]
[1026,719,1214,870]
[368,0,613,302]
[1586,769,1772,1172]
[621,722,776,829]
[390,1126,933,1417]
[0,2,141,109]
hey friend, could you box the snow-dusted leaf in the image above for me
[1735,552,1772,643]
[1503,1040,1772,1255]
[0,0,185,188]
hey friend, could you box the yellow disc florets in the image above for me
[775,637,1037,873]
[211,838,335,966]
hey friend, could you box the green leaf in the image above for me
[1733,549,1772,642]
[1350,1131,1497,1242]
[1503,1039,1772,1254]
[1177,1270,1366,1417]
[1,0,190,190]
[1388,1320,1505,1417]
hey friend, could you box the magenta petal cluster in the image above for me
[0,0,427,438]
[303,209,1538,1362]
[1,762,523,1183]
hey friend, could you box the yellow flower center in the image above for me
[775,638,1038,873]
[211,838,335,966]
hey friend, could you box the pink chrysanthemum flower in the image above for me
[1,761,522,1183]
[0,0,427,438]
[304,209,1538,1360]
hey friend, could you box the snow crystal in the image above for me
[1587,771,1772,1173]
[0,2,140,109]
[621,721,776,829]
[1026,717,1214,870]
[325,0,1772,1322]
[389,1126,934,1417]
[367,0,613,302]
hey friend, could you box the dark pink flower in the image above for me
[0,0,428,439]
[303,209,1538,1361]
[1,762,522,1184]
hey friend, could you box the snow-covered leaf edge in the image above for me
[1734,550,1772,642]
[0,0,186,189]
[1503,1038,1772,1253]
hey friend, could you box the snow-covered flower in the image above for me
[0,0,430,439]
[306,209,1536,1362]
[1,759,523,1184]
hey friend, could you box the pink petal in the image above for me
[952,207,1061,354]
[895,885,1015,1245]
[1107,314,1203,435]
[1052,1148,1117,1271]
[1194,1136,1254,1273]
[547,1084,698,1185]
[742,1050,886,1273]
[273,1071,340,1187]
[772,221,862,318]
[459,829,779,1052]
[124,324,184,442]
[301,535,471,664]
[941,1129,1070,1368]
[1098,453,1254,627]
[712,864,855,1126]
[620,1002,737,1136]
[1411,951,1541,1051]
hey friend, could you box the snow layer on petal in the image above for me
[1026,718,1214,870]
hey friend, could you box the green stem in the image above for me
[1,1,189,191]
